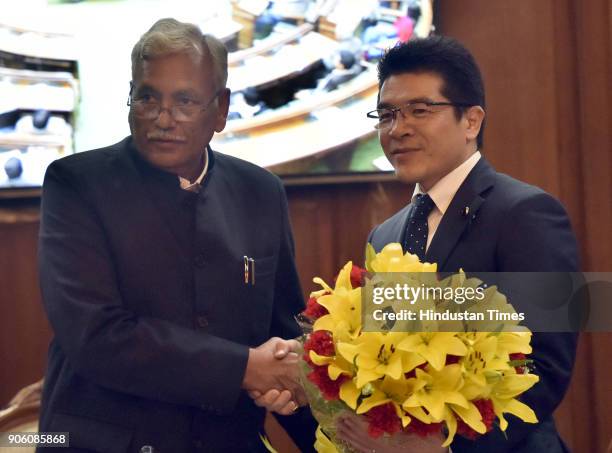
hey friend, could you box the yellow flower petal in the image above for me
[339,380,361,410]
[494,374,539,399]
[314,426,339,453]
[452,402,487,434]
[355,369,381,388]
[503,399,538,424]
[309,350,333,366]
[312,277,333,294]
[313,314,336,332]
[328,362,350,380]
[442,408,458,448]
[493,397,538,431]
[402,352,427,372]
[259,433,278,453]
[385,353,404,380]
[404,405,433,424]
[357,391,391,414]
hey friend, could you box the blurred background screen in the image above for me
[0,0,434,193]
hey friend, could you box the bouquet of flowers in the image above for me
[298,243,539,452]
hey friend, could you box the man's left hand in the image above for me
[248,388,299,415]
[247,339,304,415]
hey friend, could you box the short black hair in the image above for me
[377,35,486,148]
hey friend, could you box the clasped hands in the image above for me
[242,337,306,415]
[241,338,448,452]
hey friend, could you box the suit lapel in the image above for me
[425,159,496,269]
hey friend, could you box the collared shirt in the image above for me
[412,151,482,251]
[178,149,209,191]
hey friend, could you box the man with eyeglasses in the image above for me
[37,18,316,452]
[334,36,579,452]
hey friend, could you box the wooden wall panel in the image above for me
[0,206,50,404]
[286,181,410,293]
[436,1,562,195]
[551,0,586,248]
[575,0,612,272]
[565,0,611,450]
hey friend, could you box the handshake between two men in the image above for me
[242,337,306,415]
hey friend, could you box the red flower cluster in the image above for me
[404,418,443,437]
[304,330,348,401]
[303,330,335,365]
[456,399,495,440]
[510,352,527,374]
[303,296,329,319]
[365,403,402,438]
[350,265,367,288]
[307,365,349,401]
[302,265,364,321]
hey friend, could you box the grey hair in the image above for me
[131,18,228,89]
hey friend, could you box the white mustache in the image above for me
[147,132,186,141]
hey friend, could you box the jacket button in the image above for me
[196,315,208,328]
[140,446,155,453]
[194,253,205,267]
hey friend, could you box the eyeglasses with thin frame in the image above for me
[127,83,223,122]
[366,101,473,130]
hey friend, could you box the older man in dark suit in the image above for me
[334,36,579,453]
[37,18,315,452]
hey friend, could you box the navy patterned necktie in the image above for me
[404,193,435,261]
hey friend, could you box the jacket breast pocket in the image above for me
[243,255,277,343]
[250,254,276,282]
[48,412,132,453]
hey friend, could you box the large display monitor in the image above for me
[0,0,434,196]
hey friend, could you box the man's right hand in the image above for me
[242,337,306,406]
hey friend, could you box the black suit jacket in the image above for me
[368,158,579,453]
[38,137,316,453]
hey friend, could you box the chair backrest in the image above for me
[0,379,43,441]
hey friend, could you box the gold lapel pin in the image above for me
[244,256,249,284]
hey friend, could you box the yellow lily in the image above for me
[496,331,533,355]
[336,332,415,388]
[339,378,361,410]
[403,365,468,420]
[490,372,539,430]
[314,425,339,453]
[397,332,468,371]
[309,350,354,382]
[357,376,433,428]
[366,243,437,273]
[313,262,362,341]
[459,333,511,400]
[403,364,486,446]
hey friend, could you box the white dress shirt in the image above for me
[412,151,482,251]
[178,149,209,191]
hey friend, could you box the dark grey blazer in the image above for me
[37,137,316,453]
[369,158,579,453]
